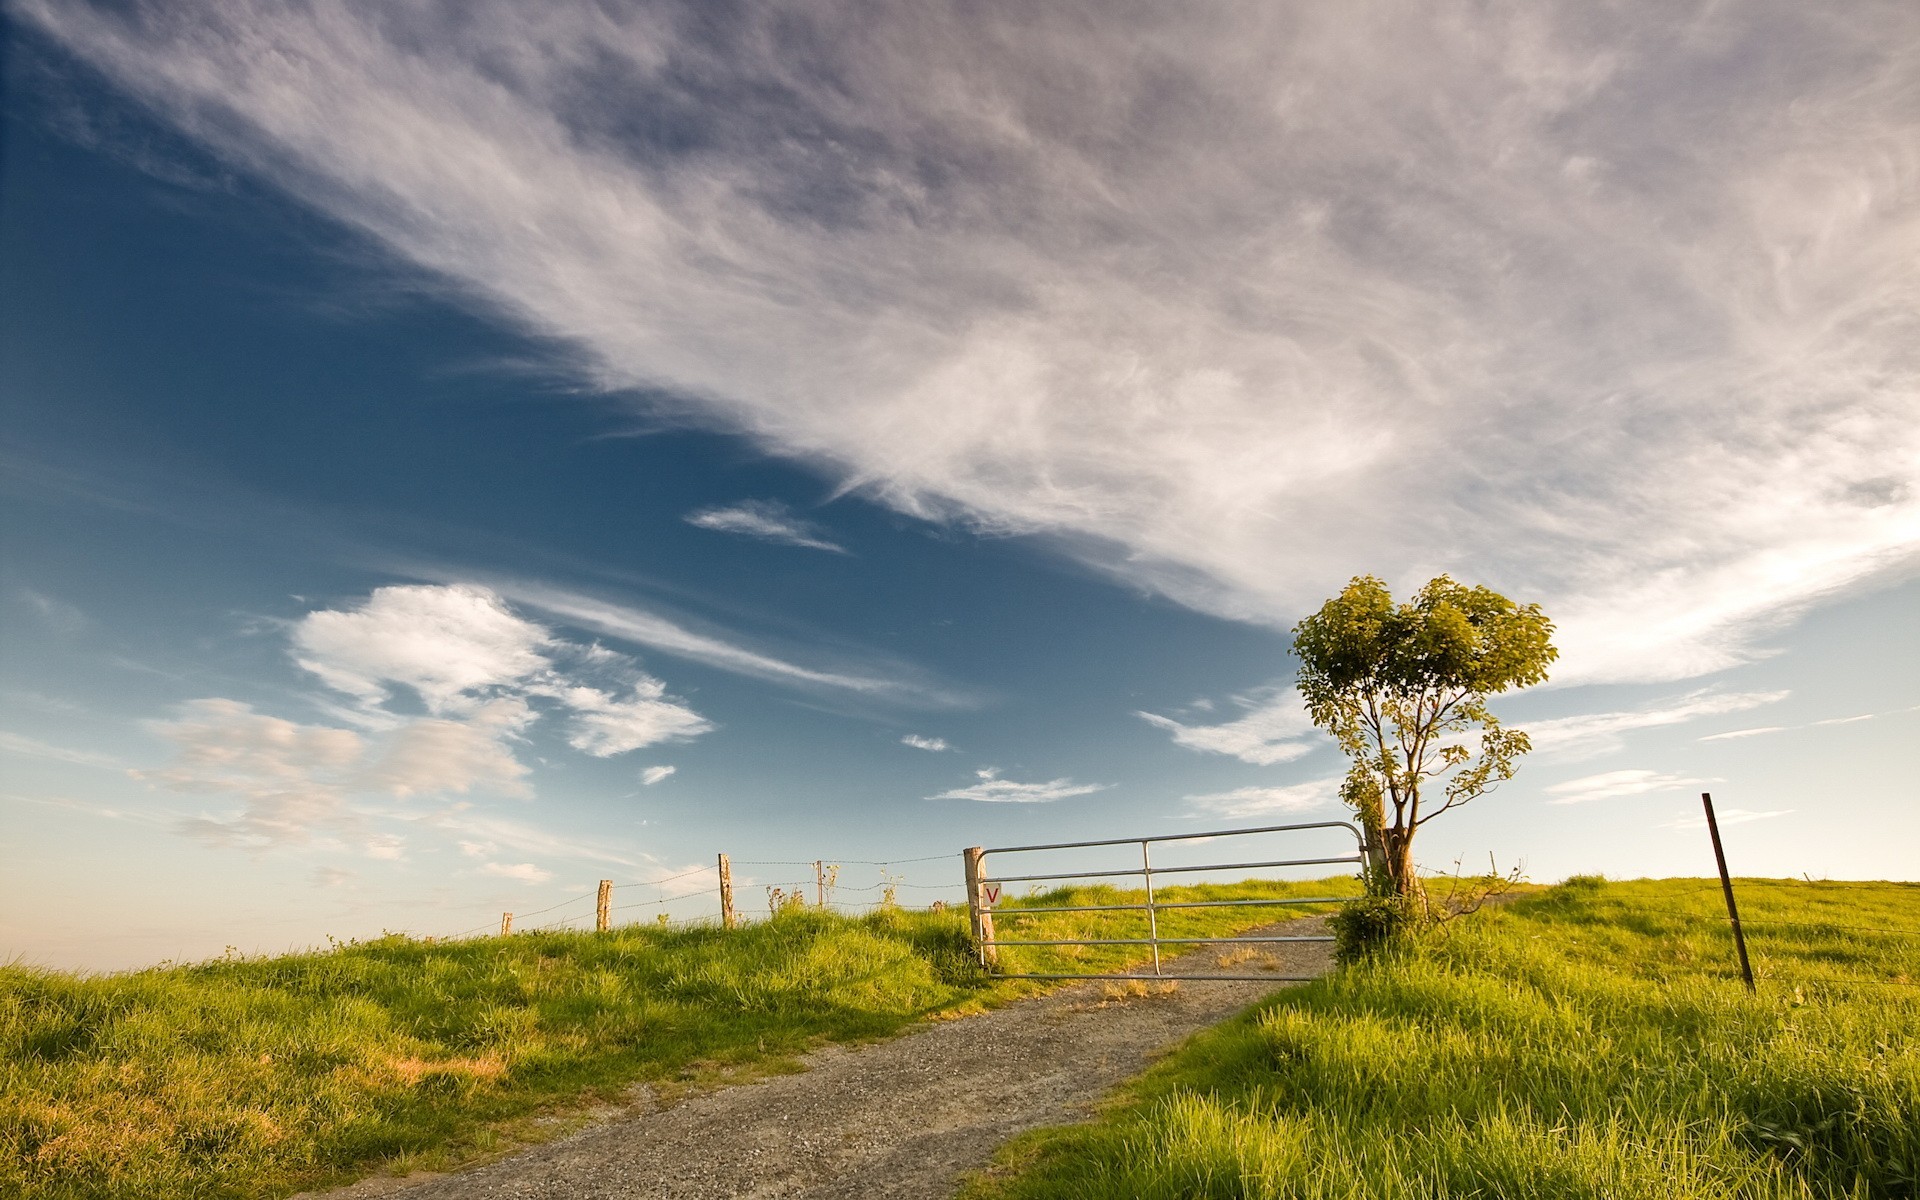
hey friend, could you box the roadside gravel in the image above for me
[318,919,1333,1200]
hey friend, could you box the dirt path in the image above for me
[341,921,1333,1199]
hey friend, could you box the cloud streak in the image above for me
[686,500,848,554]
[928,767,1106,804]
[1545,769,1710,805]
[1524,689,1789,757]
[1139,686,1319,766]
[24,1,1920,681]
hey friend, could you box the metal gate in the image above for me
[962,821,1367,981]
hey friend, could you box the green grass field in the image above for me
[1,879,1348,1199]
[962,877,1920,1199]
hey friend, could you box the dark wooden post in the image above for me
[963,846,998,968]
[1701,793,1756,993]
[717,853,736,929]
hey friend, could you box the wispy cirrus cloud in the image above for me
[639,764,676,786]
[929,767,1106,804]
[900,734,949,752]
[476,577,964,708]
[686,500,848,554]
[481,861,552,884]
[1140,687,1319,766]
[1698,703,1920,742]
[1524,689,1790,758]
[1661,808,1793,832]
[0,730,124,770]
[1545,769,1711,805]
[22,1,1920,682]
[1183,779,1341,819]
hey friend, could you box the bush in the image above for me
[1329,893,1423,964]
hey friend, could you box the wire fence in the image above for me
[433,841,1915,1000]
[435,850,975,941]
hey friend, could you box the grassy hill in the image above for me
[961,877,1920,1199]
[1,878,1351,1199]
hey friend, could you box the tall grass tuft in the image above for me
[965,877,1920,1199]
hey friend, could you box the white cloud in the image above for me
[686,500,848,553]
[1545,769,1709,805]
[140,698,367,849]
[1697,726,1788,742]
[929,767,1106,803]
[1184,779,1341,819]
[140,697,537,850]
[901,734,949,752]
[1662,808,1793,832]
[429,811,639,867]
[1697,703,1920,741]
[1524,690,1790,758]
[293,584,551,714]
[482,861,552,883]
[640,764,676,785]
[359,700,535,798]
[24,1,1920,683]
[1139,687,1319,766]
[559,682,711,757]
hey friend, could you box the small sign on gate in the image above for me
[981,882,1002,907]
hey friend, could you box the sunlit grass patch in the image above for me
[1,879,1340,1198]
[963,877,1920,1199]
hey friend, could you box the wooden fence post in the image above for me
[499,912,513,937]
[596,879,612,932]
[1701,792,1756,993]
[717,853,736,930]
[963,846,998,968]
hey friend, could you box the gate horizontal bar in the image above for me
[998,895,1352,916]
[985,854,1361,885]
[1152,896,1353,909]
[992,935,1335,947]
[996,973,1323,982]
[980,820,1364,857]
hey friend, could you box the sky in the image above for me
[3,1,1917,971]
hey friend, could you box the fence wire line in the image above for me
[609,866,712,891]
[729,854,954,867]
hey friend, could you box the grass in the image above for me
[960,877,1920,1200]
[1,877,1348,1199]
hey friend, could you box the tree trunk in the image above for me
[1383,827,1421,903]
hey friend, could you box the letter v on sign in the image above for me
[982,883,1002,906]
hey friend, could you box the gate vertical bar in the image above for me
[1141,839,1162,976]
[963,846,998,968]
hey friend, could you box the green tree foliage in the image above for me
[1293,575,1556,901]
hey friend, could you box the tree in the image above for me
[1292,575,1556,902]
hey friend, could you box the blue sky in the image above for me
[4,2,1917,971]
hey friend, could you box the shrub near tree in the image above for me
[1293,575,1556,928]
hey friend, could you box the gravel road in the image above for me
[318,920,1333,1200]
